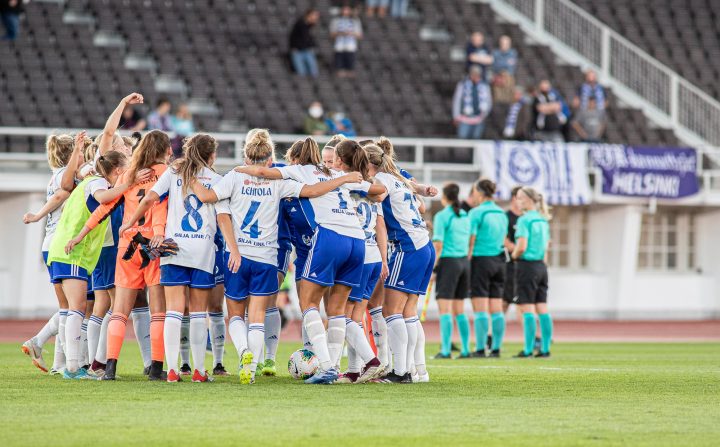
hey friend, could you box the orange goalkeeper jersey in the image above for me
[86,164,168,249]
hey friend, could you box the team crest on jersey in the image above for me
[302,234,312,246]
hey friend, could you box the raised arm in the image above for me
[299,172,363,198]
[60,131,87,192]
[234,165,283,179]
[23,189,70,224]
[217,213,241,273]
[99,93,144,155]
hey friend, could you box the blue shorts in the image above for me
[49,261,89,283]
[385,242,435,295]
[160,264,216,289]
[277,248,291,276]
[301,227,365,288]
[224,255,279,301]
[92,246,117,291]
[293,247,309,281]
[349,262,382,302]
[42,251,57,283]
[214,248,224,285]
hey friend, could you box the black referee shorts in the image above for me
[503,261,516,303]
[435,257,470,299]
[515,260,548,305]
[470,255,506,298]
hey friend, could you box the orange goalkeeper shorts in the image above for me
[114,247,161,289]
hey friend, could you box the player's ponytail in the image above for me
[521,186,552,220]
[368,137,414,191]
[46,134,74,169]
[176,133,217,194]
[95,150,128,179]
[294,136,330,176]
[128,130,171,182]
[244,128,275,165]
[335,139,369,180]
[443,183,462,217]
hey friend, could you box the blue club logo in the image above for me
[508,147,541,184]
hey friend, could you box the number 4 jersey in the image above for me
[375,172,429,252]
[211,170,305,266]
[151,167,224,274]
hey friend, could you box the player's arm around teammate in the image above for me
[511,187,552,358]
[431,183,472,359]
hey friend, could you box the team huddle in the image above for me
[20,93,439,384]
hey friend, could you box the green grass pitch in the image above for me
[1,342,718,446]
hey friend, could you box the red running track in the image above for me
[1,319,718,343]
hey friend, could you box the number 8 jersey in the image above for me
[151,167,223,274]
[375,172,429,252]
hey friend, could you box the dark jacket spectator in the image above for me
[532,80,568,143]
[452,66,492,140]
[573,69,608,111]
[289,9,320,77]
[1,0,24,40]
[466,32,493,81]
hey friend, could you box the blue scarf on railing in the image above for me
[579,82,605,110]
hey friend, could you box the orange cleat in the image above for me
[167,369,182,383]
[192,369,214,383]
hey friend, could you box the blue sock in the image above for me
[490,312,505,351]
[455,314,470,355]
[473,312,489,352]
[439,314,453,356]
[522,313,536,355]
[538,313,553,354]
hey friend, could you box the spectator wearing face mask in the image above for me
[304,101,330,135]
[325,110,356,137]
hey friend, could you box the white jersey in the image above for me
[42,167,68,252]
[86,177,116,248]
[277,164,369,240]
[212,170,304,266]
[375,172,430,251]
[352,192,383,264]
[151,167,223,273]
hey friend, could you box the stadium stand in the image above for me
[0,0,679,157]
[574,0,720,101]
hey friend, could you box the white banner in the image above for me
[478,141,591,205]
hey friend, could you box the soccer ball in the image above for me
[288,349,319,379]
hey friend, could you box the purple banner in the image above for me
[590,145,699,198]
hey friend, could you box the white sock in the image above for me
[87,315,102,364]
[228,316,248,356]
[405,317,418,374]
[370,307,388,366]
[386,314,408,376]
[180,315,190,366]
[65,310,84,373]
[414,320,427,375]
[301,324,313,349]
[35,312,59,348]
[131,306,152,368]
[164,311,183,373]
[345,319,375,364]
[208,311,226,366]
[52,336,66,370]
[94,311,111,364]
[189,312,207,373]
[327,315,346,369]
[81,319,89,366]
[264,307,281,361]
[302,307,331,370]
[58,309,68,357]
[248,323,265,376]
[347,345,361,373]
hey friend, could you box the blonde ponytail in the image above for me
[364,142,414,191]
[520,186,552,220]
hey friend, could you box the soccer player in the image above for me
[20,134,75,373]
[77,130,171,380]
[51,135,130,379]
[364,139,438,383]
[333,140,387,383]
[191,130,363,384]
[121,134,222,383]
[467,179,509,357]
[511,187,552,358]
[432,183,471,360]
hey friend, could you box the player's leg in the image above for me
[208,282,227,375]
[344,262,382,382]
[179,305,191,375]
[262,279,282,376]
[131,289,152,373]
[91,287,113,374]
[103,286,137,380]
[55,283,70,373]
[403,294,420,379]
[225,298,249,381]
[534,265,551,357]
[163,285,187,382]
[368,277,388,367]
[22,311,57,373]
[514,261,538,358]
[382,288,409,381]
[60,278,89,379]
[87,289,110,374]
[188,285,212,382]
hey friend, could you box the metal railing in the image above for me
[496,0,720,146]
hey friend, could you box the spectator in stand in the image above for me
[171,103,195,136]
[146,97,173,132]
[573,69,607,111]
[390,0,409,18]
[118,104,147,131]
[491,35,518,104]
[289,9,320,77]
[532,80,568,143]
[325,110,356,137]
[330,5,363,77]
[303,101,330,136]
[466,32,493,82]
[365,0,388,18]
[1,0,23,40]
[572,97,606,143]
[503,86,534,140]
[452,66,492,140]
